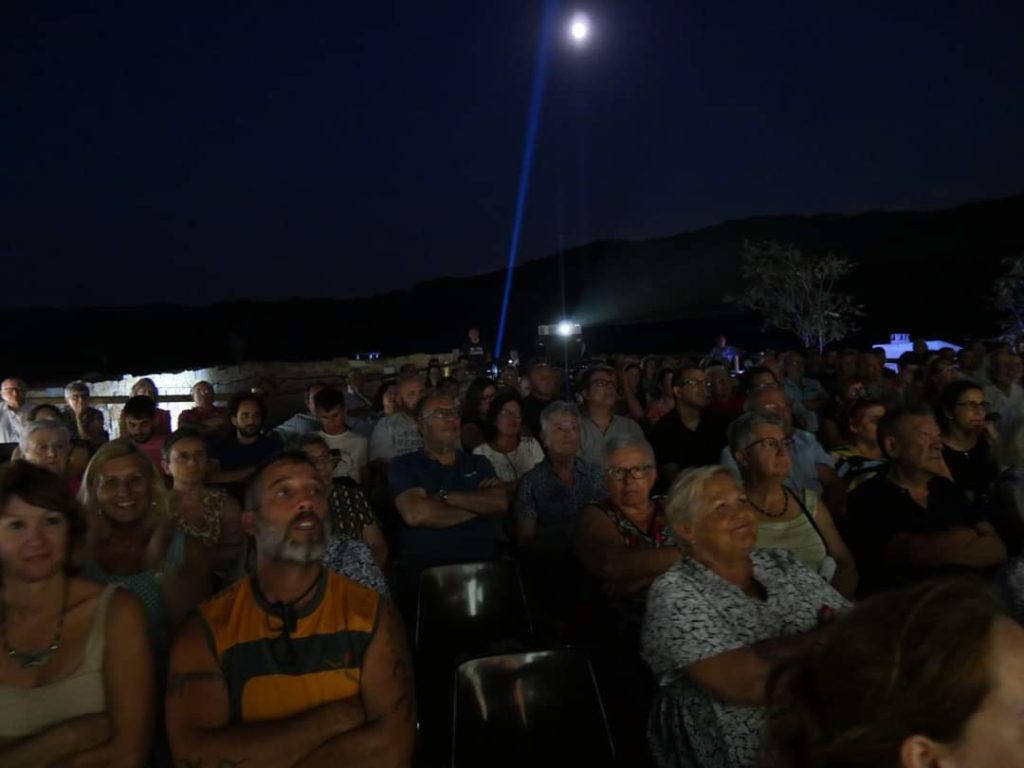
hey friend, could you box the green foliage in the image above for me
[993,254,1024,339]
[734,240,862,352]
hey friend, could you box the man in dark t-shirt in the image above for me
[844,408,1007,596]
[390,394,508,574]
[649,366,727,489]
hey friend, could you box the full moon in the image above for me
[568,12,590,44]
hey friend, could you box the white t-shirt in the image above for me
[320,430,368,483]
[473,437,546,484]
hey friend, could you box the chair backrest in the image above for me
[452,649,616,768]
[415,561,533,657]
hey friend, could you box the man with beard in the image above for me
[166,452,416,768]
[208,393,282,484]
[120,395,166,467]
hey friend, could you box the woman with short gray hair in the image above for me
[642,464,848,768]
[728,410,858,597]
[577,437,678,623]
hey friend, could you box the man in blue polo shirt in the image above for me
[390,393,507,577]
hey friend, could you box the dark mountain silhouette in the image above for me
[7,193,1023,381]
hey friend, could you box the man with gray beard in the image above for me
[166,452,415,768]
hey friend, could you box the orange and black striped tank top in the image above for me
[197,569,380,723]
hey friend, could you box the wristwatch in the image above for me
[438,489,449,504]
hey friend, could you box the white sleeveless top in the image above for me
[0,583,118,739]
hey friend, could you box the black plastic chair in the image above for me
[452,649,616,768]
[415,561,534,659]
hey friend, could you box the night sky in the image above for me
[5,1,1024,308]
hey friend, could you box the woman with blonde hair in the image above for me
[79,441,209,655]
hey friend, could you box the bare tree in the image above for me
[993,254,1024,341]
[734,240,862,353]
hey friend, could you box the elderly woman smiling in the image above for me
[641,465,849,768]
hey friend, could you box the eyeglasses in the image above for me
[424,408,459,421]
[309,454,337,468]
[677,379,711,389]
[954,400,990,411]
[744,436,794,453]
[605,464,655,482]
[590,379,617,389]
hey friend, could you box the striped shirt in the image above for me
[197,569,380,723]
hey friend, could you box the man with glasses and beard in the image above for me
[166,452,415,768]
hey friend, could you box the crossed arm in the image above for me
[394,478,507,528]
[166,603,415,768]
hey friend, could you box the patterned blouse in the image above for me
[327,482,380,540]
[641,549,849,768]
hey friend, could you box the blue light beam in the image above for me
[494,0,558,363]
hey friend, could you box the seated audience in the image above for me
[514,401,607,553]
[830,397,888,492]
[576,437,680,631]
[618,362,648,422]
[369,375,425,466]
[177,380,229,435]
[344,369,375,415]
[766,578,1023,768]
[0,377,28,443]
[578,366,645,467]
[818,377,867,450]
[163,429,245,583]
[165,451,414,768]
[983,346,1024,420]
[298,433,388,566]
[61,380,108,451]
[991,413,1024,555]
[79,441,210,654]
[207,393,281,485]
[0,461,153,767]
[272,382,325,443]
[650,366,728,487]
[459,377,498,452]
[645,367,677,425]
[390,394,507,584]
[642,465,848,768]
[922,356,961,410]
[782,349,825,429]
[938,380,999,507]
[521,361,559,438]
[372,378,399,418]
[130,377,172,435]
[844,408,1007,596]
[892,351,925,408]
[472,391,545,490]
[26,404,90,480]
[705,364,743,420]
[18,419,82,495]
[728,411,858,597]
[720,387,843,511]
[314,387,369,486]
[119,395,167,468]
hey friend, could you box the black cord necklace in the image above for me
[255,569,323,667]
[2,577,70,669]
[747,486,789,519]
